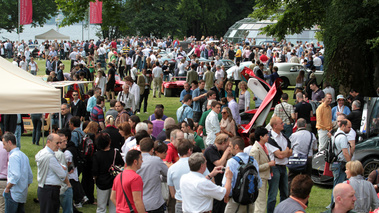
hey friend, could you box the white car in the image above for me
[226,61,252,79]
[274,63,324,89]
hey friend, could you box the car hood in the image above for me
[240,79,281,134]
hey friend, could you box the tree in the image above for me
[0,0,58,32]
[178,0,255,39]
[251,0,379,96]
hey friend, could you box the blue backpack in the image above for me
[232,156,259,205]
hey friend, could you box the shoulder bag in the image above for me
[120,172,135,213]
[280,102,295,125]
[109,149,123,177]
[287,132,313,171]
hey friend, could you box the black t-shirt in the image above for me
[204,144,224,186]
[92,149,124,190]
[108,68,116,84]
[294,101,312,123]
[228,50,235,60]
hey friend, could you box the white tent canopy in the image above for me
[35,29,70,40]
[0,56,61,114]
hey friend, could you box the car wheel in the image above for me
[362,158,379,177]
[280,77,289,89]
[164,88,172,97]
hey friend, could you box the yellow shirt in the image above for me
[316,102,333,130]
[235,49,242,57]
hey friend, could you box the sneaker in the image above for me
[144,112,148,114]
[81,196,89,204]
[137,112,140,114]
[74,203,82,208]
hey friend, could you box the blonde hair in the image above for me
[346,160,364,176]
[105,115,115,126]
[83,121,99,134]
[238,81,247,90]
[214,133,229,145]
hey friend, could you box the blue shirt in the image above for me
[179,89,193,103]
[222,152,262,196]
[7,148,33,203]
[331,105,351,121]
[71,127,84,147]
[192,88,207,112]
[86,96,96,112]
[176,104,193,123]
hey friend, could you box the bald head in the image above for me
[333,183,356,211]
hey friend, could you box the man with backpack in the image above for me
[222,136,262,213]
[69,116,85,148]
[328,119,352,207]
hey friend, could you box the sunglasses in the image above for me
[221,112,227,114]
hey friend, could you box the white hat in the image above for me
[336,94,345,100]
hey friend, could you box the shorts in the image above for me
[107,82,115,91]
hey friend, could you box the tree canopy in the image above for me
[251,0,379,95]
[0,0,58,32]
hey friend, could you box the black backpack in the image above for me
[81,134,95,158]
[232,156,259,205]
[325,133,345,163]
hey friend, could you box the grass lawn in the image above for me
[11,59,332,212]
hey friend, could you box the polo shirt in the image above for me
[91,105,104,123]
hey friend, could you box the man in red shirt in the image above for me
[259,51,269,64]
[164,129,184,167]
[111,150,145,213]
[110,39,117,49]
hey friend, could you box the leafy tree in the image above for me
[251,0,379,95]
[0,0,58,32]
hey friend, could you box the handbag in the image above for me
[287,132,313,171]
[120,172,135,213]
[280,102,295,125]
[109,149,123,177]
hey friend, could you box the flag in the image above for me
[20,0,33,25]
[90,0,102,24]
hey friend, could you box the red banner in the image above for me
[90,0,102,24]
[20,0,33,25]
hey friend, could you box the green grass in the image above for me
[12,58,332,212]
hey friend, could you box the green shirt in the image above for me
[199,109,222,136]
[194,132,205,150]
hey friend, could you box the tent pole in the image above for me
[18,0,20,42]
[42,114,45,146]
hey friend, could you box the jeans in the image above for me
[31,114,42,145]
[15,125,21,149]
[267,166,289,213]
[234,80,241,97]
[163,74,170,82]
[3,191,25,213]
[175,201,183,213]
[59,187,73,213]
[139,89,149,113]
[330,162,347,204]
[282,124,293,138]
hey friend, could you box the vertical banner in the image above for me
[20,0,33,25]
[90,0,103,24]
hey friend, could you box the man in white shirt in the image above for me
[19,56,28,71]
[125,76,140,113]
[205,101,221,146]
[232,61,242,95]
[266,116,292,213]
[180,152,232,213]
[152,62,163,98]
[24,47,31,71]
[313,53,322,70]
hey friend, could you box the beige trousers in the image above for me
[0,180,6,213]
[153,77,162,97]
[225,197,254,213]
[254,178,268,213]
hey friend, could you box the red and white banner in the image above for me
[90,0,102,24]
[20,0,33,25]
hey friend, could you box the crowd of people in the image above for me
[1,35,379,213]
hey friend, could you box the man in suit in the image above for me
[4,114,24,149]
[51,56,62,74]
[137,69,150,114]
[60,104,72,129]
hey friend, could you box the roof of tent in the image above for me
[35,29,70,40]
[0,57,61,114]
